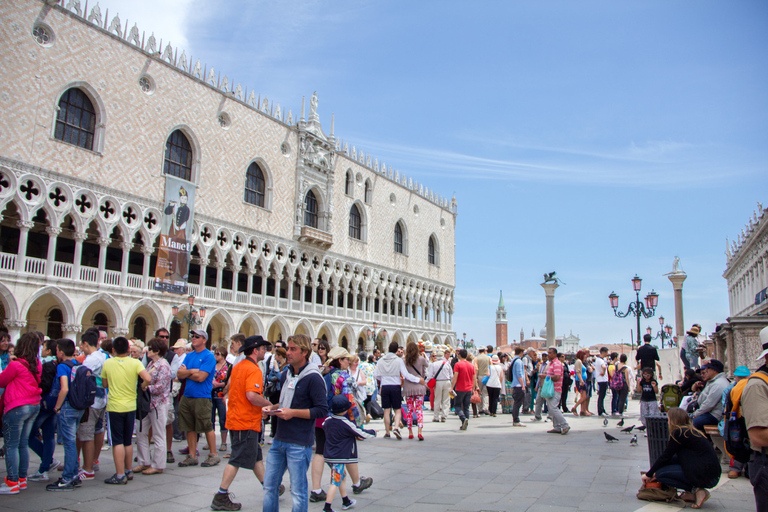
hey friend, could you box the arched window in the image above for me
[47,308,63,340]
[394,222,403,254]
[349,204,361,240]
[132,316,147,341]
[345,170,353,195]
[94,312,109,329]
[164,130,193,181]
[304,190,318,228]
[55,88,96,150]
[428,235,437,265]
[244,162,265,207]
[364,179,372,204]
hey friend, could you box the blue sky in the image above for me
[104,0,768,347]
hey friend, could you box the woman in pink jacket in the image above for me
[0,333,42,494]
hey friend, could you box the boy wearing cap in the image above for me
[211,336,284,511]
[177,329,219,468]
[322,395,376,512]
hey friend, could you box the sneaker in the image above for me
[560,426,570,435]
[179,446,189,455]
[77,469,95,481]
[440,418,446,422]
[166,451,175,464]
[178,456,199,467]
[125,470,134,481]
[72,477,83,488]
[49,458,62,471]
[392,428,402,440]
[219,443,227,451]
[460,419,468,430]
[728,470,741,479]
[0,478,19,495]
[530,417,542,422]
[310,489,327,502]
[46,478,77,491]
[383,433,391,438]
[18,477,27,490]
[512,422,527,427]
[352,476,373,494]
[547,429,562,434]
[278,484,285,496]
[103,473,128,485]
[211,491,242,511]
[342,498,357,510]
[201,455,221,467]
[28,471,49,482]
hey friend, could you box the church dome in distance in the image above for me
[539,327,547,338]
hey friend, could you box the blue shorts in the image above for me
[380,385,402,410]
[327,462,346,487]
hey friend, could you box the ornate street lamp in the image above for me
[172,295,207,342]
[646,316,674,349]
[609,275,659,349]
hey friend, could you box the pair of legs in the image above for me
[596,382,608,416]
[653,462,710,508]
[454,390,471,426]
[325,463,354,510]
[211,397,228,446]
[136,402,169,470]
[58,403,85,483]
[214,429,266,511]
[28,406,57,473]
[178,396,217,459]
[639,400,661,427]
[432,380,451,421]
[404,395,424,435]
[572,382,589,415]
[107,411,135,478]
[511,386,525,423]
[263,439,312,512]
[2,404,40,483]
[77,407,106,475]
[380,385,403,436]
[487,387,501,415]
[546,392,569,433]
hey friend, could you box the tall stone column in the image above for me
[541,282,559,348]
[73,232,86,280]
[16,220,34,273]
[45,227,62,277]
[666,271,687,346]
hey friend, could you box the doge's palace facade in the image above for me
[0,0,457,351]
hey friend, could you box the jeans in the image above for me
[597,382,608,415]
[680,348,690,371]
[28,406,57,473]
[263,439,313,512]
[211,397,227,434]
[511,386,525,423]
[692,412,719,431]
[654,462,693,492]
[59,402,84,482]
[749,449,768,512]
[454,391,471,422]
[2,404,40,481]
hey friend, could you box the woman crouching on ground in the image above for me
[641,407,720,509]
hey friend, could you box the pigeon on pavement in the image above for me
[617,419,625,427]
[630,434,638,446]
[621,425,635,433]
[636,425,646,432]
[604,432,619,442]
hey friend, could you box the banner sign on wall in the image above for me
[154,175,196,294]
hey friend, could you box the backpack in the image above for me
[40,360,59,410]
[659,384,683,412]
[609,365,626,391]
[507,357,521,382]
[636,484,678,503]
[723,372,768,463]
[136,378,152,427]
[63,360,97,410]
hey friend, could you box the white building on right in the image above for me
[713,202,768,372]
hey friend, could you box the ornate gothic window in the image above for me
[428,235,437,265]
[164,130,193,181]
[244,162,265,207]
[394,222,403,254]
[349,204,361,240]
[304,190,318,228]
[345,170,353,195]
[55,88,96,150]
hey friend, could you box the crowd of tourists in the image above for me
[0,322,766,512]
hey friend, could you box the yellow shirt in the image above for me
[102,356,144,413]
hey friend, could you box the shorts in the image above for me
[575,382,587,392]
[229,430,262,469]
[77,407,106,441]
[108,411,135,446]
[380,385,402,410]
[314,427,325,455]
[178,396,213,433]
[326,462,346,486]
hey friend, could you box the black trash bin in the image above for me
[646,413,669,467]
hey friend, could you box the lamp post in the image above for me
[608,275,659,350]
[365,321,388,352]
[172,294,207,342]
[646,316,673,349]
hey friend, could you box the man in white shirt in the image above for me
[374,341,425,439]
[227,334,246,365]
[594,347,610,417]
[77,327,108,480]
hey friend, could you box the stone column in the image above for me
[231,265,241,297]
[5,319,27,343]
[666,271,687,346]
[199,259,209,297]
[16,220,34,273]
[119,242,133,287]
[541,282,559,348]
[141,246,154,289]
[62,323,82,342]
[45,227,62,277]
[215,262,225,300]
[73,232,86,280]
[96,237,110,284]
[246,268,255,299]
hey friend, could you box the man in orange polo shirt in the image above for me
[211,336,282,511]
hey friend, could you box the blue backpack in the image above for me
[63,360,97,410]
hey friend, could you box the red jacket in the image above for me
[0,359,42,413]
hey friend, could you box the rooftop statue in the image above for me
[543,271,565,285]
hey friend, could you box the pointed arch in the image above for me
[293,318,315,339]
[0,282,19,321]
[124,299,165,334]
[266,315,290,344]
[316,321,336,345]
[237,312,265,337]
[21,286,76,325]
[76,293,125,330]
[52,82,107,153]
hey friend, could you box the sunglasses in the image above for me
[192,335,204,339]
[158,335,169,339]
[214,352,224,356]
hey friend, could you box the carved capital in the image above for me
[46,227,63,237]
[73,232,88,242]
[97,237,111,247]
[5,319,27,329]
[214,261,227,270]
[142,246,155,256]
[17,220,34,230]
[120,242,134,251]
[229,265,242,274]
[62,324,82,334]
[112,327,129,336]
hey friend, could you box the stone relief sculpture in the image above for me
[108,14,122,37]
[88,3,102,26]
[146,33,157,54]
[161,42,173,63]
[66,0,82,16]
[128,23,140,45]
[309,92,318,118]
[672,256,681,272]
[178,51,188,72]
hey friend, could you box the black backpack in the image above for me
[136,378,152,427]
[507,357,521,382]
[63,360,97,410]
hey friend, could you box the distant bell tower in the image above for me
[495,290,508,347]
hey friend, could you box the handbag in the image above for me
[470,390,482,404]
[482,372,490,386]
[427,362,445,389]
[541,376,555,399]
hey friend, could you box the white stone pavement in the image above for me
[0,398,755,512]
